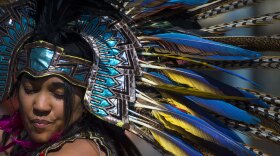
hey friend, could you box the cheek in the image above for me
[18,88,32,114]
[18,88,34,134]
[51,101,65,133]
[52,100,65,119]
[69,95,83,124]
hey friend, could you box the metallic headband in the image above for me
[0,12,140,128]
[16,41,93,88]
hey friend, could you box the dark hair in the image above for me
[19,33,140,155]
[33,32,92,127]
[28,31,94,62]
[62,79,76,128]
[5,0,140,155]
[11,73,140,156]
[18,74,77,128]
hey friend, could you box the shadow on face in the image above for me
[18,75,84,143]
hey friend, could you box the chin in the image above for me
[29,133,53,143]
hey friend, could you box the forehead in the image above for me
[20,74,85,96]
[21,75,64,85]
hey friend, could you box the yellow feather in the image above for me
[139,52,213,66]
[152,110,194,140]
[143,72,248,100]
[152,111,215,143]
[142,72,225,102]
[155,84,247,100]
[150,130,189,156]
[162,69,223,95]
[153,110,170,126]
[160,92,196,116]
[151,112,213,156]
[143,72,166,85]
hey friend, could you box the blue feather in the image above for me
[175,68,220,88]
[140,3,175,14]
[153,33,262,61]
[140,0,163,7]
[164,104,257,156]
[168,0,208,5]
[149,72,243,142]
[149,72,173,84]
[176,68,265,100]
[141,0,207,7]
[148,71,261,124]
[150,67,259,89]
[139,0,208,16]
[142,29,164,35]
[186,96,261,124]
[200,65,260,87]
[178,96,244,143]
[237,89,269,108]
[152,129,203,156]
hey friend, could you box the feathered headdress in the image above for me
[0,0,280,155]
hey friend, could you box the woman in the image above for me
[17,75,105,155]
[0,0,140,155]
[1,32,139,156]
[1,0,280,155]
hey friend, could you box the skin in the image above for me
[9,75,106,155]
[18,76,84,143]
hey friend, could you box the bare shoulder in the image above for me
[47,139,106,156]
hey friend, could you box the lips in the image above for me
[31,119,52,129]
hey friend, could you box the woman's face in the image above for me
[18,76,84,143]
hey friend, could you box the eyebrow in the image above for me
[21,78,65,90]
[50,82,65,90]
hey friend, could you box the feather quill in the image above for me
[178,56,280,70]
[161,92,244,142]
[145,67,267,108]
[203,36,280,51]
[152,106,256,156]
[202,12,280,33]
[192,0,265,20]
[138,72,244,141]
[129,116,203,156]
[243,88,280,106]
[226,120,280,144]
[143,73,248,100]
[140,61,260,87]
[148,71,261,125]
[150,67,268,107]
[150,129,203,156]
[160,69,224,95]
[127,0,208,10]
[185,96,261,124]
[141,33,262,61]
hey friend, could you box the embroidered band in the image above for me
[16,41,94,88]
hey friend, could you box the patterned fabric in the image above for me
[38,131,114,156]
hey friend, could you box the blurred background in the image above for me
[130,0,280,155]
[199,0,280,155]
[200,0,280,97]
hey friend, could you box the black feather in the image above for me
[31,0,121,42]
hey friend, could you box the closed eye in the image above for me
[49,82,65,100]
[52,92,64,100]
[23,87,39,94]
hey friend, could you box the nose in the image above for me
[33,91,52,116]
